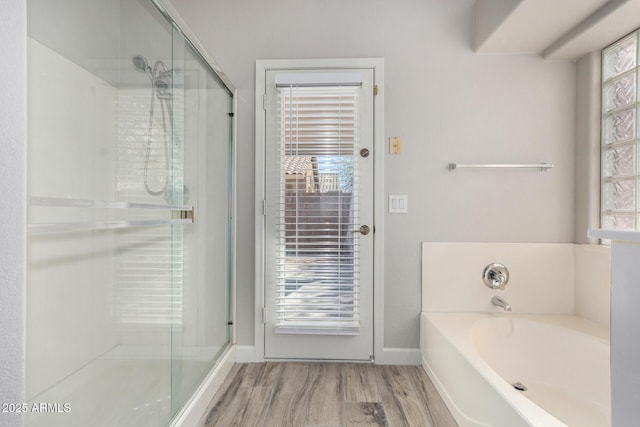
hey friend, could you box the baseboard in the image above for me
[169,344,235,427]
[233,344,419,365]
[375,347,422,365]
[235,345,258,363]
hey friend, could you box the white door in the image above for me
[263,68,375,360]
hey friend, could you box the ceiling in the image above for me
[474,0,640,59]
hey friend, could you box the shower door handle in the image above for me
[171,208,194,222]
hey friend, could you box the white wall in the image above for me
[170,0,577,349]
[0,0,26,426]
[473,0,522,50]
[574,51,601,244]
[572,51,610,326]
[27,0,121,85]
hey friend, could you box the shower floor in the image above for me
[26,346,212,427]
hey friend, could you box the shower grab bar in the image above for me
[448,162,553,171]
[29,196,192,211]
[28,218,193,234]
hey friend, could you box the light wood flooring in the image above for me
[199,362,458,427]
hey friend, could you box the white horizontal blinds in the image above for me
[601,30,640,233]
[275,76,362,335]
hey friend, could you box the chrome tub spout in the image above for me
[492,295,511,312]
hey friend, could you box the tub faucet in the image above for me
[491,296,511,312]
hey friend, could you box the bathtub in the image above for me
[420,313,610,427]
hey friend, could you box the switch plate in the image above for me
[390,137,402,154]
[389,195,408,213]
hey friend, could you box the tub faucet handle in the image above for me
[483,263,509,290]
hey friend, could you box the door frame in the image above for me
[253,58,385,362]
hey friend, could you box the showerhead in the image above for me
[134,55,172,97]
[133,55,152,78]
[154,71,172,99]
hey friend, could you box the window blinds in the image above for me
[274,82,362,335]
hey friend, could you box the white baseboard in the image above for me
[170,344,235,427]
[235,345,258,363]
[376,347,422,365]
[233,344,420,365]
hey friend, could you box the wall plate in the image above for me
[389,195,408,213]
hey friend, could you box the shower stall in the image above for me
[25,1,235,426]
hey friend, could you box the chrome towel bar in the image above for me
[448,162,553,171]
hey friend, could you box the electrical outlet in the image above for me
[390,137,402,154]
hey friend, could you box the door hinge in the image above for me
[262,307,267,324]
[262,199,266,216]
[373,85,379,96]
[263,93,267,110]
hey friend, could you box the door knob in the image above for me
[351,225,370,235]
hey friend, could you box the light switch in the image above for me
[390,137,402,154]
[389,195,408,213]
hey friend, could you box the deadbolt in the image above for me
[360,148,370,158]
[352,225,370,235]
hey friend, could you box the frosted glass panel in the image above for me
[603,34,637,81]
[603,180,635,211]
[601,29,640,233]
[604,109,635,144]
[603,145,635,178]
[604,74,636,113]
[602,214,635,230]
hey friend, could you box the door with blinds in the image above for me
[263,69,374,360]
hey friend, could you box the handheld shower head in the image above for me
[154,71,172,99]
[133,55,152,79]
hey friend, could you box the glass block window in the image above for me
[601,31,640,231]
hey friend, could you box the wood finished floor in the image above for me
[199,363,458,427]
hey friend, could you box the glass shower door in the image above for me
[24,0,233,426]
[169,26,233,417]
[26,1,188,424]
